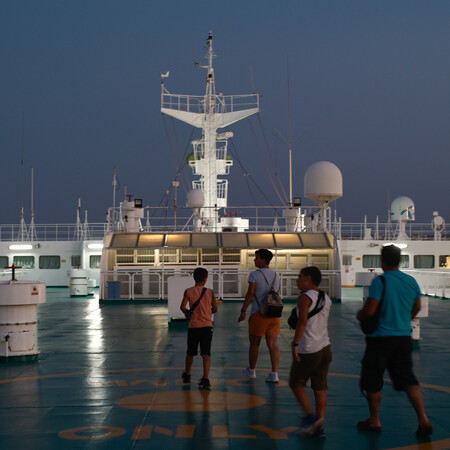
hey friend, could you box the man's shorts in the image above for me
[360,336,419,392]
[248,311,280,337]
[289,345,332,391]
[187,327,213,356]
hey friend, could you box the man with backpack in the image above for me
[356,244,432,438]
[289,266,332,438]
[238,249,281,383]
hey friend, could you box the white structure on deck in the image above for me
[160,31,259,231]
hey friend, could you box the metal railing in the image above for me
[161,93,259,115]
[100,267,340,301]
[0,223,108,242]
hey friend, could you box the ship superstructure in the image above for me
[160,32,259,231]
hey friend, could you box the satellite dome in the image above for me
[391,196,415,222]
[304,161,343,205]
[186,189,204,208]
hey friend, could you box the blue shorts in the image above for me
[187,327,213,356]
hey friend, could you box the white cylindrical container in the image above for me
[68,269,88,296]
[0,280,46,359]
[87,278,96,296]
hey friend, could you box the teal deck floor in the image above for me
[0,289,449,449]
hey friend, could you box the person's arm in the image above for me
[180,290,189,315]
[357,298,380,321]
[291,293,312,362]
[211,290,218,314]
[411,298,421,319]
[238,282,255,322]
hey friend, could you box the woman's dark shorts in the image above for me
[289,344,332,390]
[360,336,419,392]
[187,327,213,356]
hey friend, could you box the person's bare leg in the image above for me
[404,384,432,428]
[314,390,327,419]
[249,334,262,369]
[291,385,314,416]
[265,334,279,372]
[366,391,382,427]
[201,354,211,379]
[185,354,194,375]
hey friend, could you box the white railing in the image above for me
[0,223,107,242]
[161,93,259,115]
[405,269,450,298]
[100,267,340,301]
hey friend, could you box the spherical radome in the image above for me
[304,161,343,204]
[390,196,415,222]
[186,189,204,208]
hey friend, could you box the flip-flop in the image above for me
[357,419,382,432]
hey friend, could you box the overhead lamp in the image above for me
[9,244,33,250]
[383,243,408,249]
[88,243,104,249]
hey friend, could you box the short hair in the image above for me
[193,267,208,283]
[300,266,322,286]
[255,249,273,264]
[381,245,401,267]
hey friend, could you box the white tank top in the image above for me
[298,289,331,354]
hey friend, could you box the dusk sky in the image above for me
[1,1,449,226]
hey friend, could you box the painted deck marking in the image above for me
[211,425,256,439]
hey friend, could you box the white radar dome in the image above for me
[304,161,343,205]
[186,189,204,208]
[390,196,415,222]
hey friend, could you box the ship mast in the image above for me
[161,31,259,231]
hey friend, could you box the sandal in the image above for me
[357,419,382,432]
[416,424,432,438]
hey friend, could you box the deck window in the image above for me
[90,255,101,269]
[362,255,381,268]
[414,255,434,269]
[136,249,155,264]
[117,249,135,264]
[311,254,329,270]
[202,248,220,264]
[162,248,178,264]
[400,255,409,268]
[290,254,308,270]
[13,255,35,269]
[180,248,198,263]
[222,248,241,263]
[39,256,61,269]
[342,255,352,266]
[439,255,450,268]
[0,256,8,269]
[71,255,81,268]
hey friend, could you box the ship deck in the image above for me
[1,289,449,449]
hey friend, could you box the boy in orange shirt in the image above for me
[180,267,218,388]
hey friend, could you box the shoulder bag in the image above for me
[288,290,325,330]
[185,287,207,320]
[360,275,385,335]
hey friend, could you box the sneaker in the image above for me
[299,414,323,435]
[181,372,191,384]
[313,426,326,439]
[265,372,279,383]
[198,378,211,389]
[242,367,256,379]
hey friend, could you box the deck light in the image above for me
[9,244,33,250]
[87,243,104,249]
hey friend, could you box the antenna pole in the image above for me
[30,167,34,219]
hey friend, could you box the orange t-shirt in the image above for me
[184,286,215,328]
